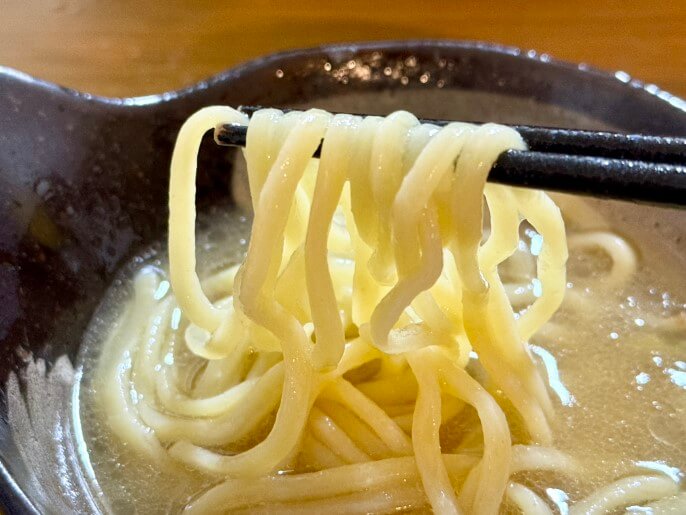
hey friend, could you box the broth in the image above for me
[73,195,685,513]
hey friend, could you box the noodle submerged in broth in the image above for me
[75,107,686,514]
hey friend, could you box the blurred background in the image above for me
[1,0,684,98]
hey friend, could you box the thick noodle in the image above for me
[95,106,681,514]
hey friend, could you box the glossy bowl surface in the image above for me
[1,40,685,513]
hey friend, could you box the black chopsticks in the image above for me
[213,106,686,208]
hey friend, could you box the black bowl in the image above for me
[1,40,685,513]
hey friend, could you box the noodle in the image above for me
[506,482,554,515]
[93,106,684,514]
[569,475,679,515]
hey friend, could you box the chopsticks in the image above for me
[213,106,686,208]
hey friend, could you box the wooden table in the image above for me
[2,0,684,99]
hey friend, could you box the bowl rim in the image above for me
[1,38,685,514]
[0,39,684,114]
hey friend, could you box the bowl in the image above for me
[1,39,685,513]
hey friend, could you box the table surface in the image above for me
[2,0,685,99]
